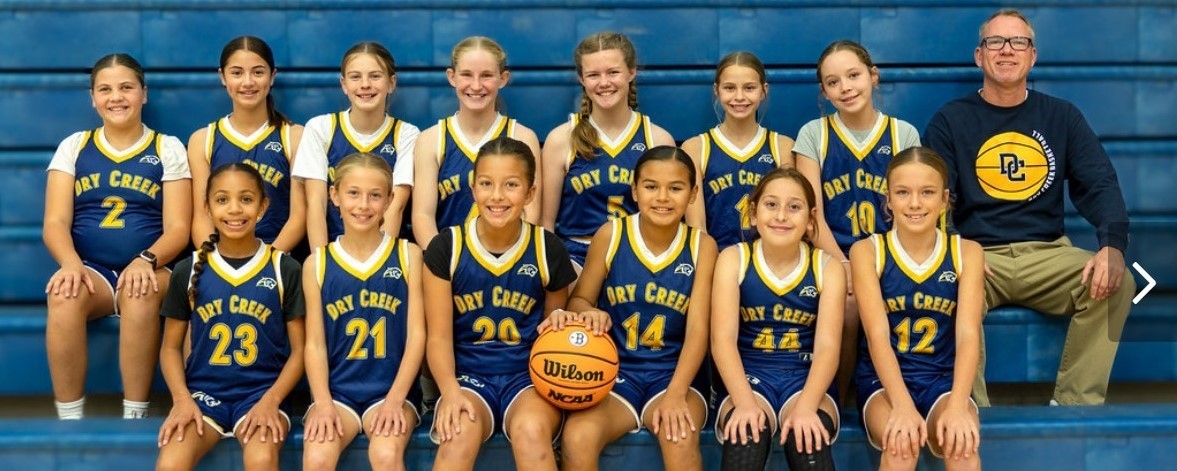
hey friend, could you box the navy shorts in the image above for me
[431,371,536,443]
[562,238,589,268]
[715,367,839,440]
[82,260,119,311]
[611,369,708,433]
[191,388,290,438]
[317,382,422,434]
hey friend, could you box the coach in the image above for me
[924,8,1133,406]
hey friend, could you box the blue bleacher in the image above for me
[1,0,1174,468]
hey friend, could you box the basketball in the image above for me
[529,320,619,410]
[974,131,1053,201]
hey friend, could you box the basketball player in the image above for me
[292,42,419,248]
[156,163,305,471]
[44,53,192,420]
[302,154,424,470]
[851,148,982,470]
[559,147,717,471]
[712,168,844,471]
[925,9,1133,406]
[684,51,795,250]
[189,36,305,252]
[412,36,544,245]
[541,32,676,269]
[793,40,921,403]
[424,137,576,471]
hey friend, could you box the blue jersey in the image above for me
[71,128,167,270]
[435,114,517,230]
[205,118,293,243]
[734,241,826,370]
[599,215,700,372]
[447,220,553,375]
[818,115,898,255]
[870,230,962,376]
[315,234,412,404]
[186,245,291,401]
[324,112,406,240]
[556,112,655,242]
[698,127,785,249]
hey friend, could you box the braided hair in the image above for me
[570,32,639,161]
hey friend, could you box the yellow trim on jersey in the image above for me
[535,226,551,287]
[76,130,93,156]
[397,240,410,285]
[887,230,948,284]
[889,117,899,155]
[95,127,156,164]
[752,240,810,296]
[698,132,711,174]
[449,226,462,278]
[203,123,216,161]
[689,226,701,263]
[626,217,688,273]
[768,131,783,166]
[271,249,286,303]
[328,237,396,281]
[872,233,886,278]
[735,241,750,285]
[341,113,395,153]
[314,247,327,286]
[565,114,579,169]
[154,134,164,164]
[325,113,338,149]
[711,127,768,163]
[465,220,532,277]
[818,120,829,166]
[447,115,508,162]
[436,118,448,165]
[598,113,642,158]
[950,234,962,274]
[208,245,273,287]
[217,117,275,151]
[506,118,518,139]
[828,114,890,161]
[813,248,826,294]
[280,123,293,162]
[603,219,623,272]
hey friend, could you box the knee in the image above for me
[301,447,338,471]
[242,446,280,471]
[368,442,405,469]
[880,450,919,471]
[509,419,555,448]
[560,426,602,465]
[657,431,701,456]
[438,430,482,462]
[155,451,192,471]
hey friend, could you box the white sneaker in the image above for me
[1048,399,1060,406]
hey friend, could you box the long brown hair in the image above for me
[570,32,638,160]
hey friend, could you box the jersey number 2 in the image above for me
[100,196,127,228]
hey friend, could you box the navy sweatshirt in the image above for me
[925,90,1129,252]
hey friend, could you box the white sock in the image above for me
[123,399,149,419]
[56,397,85,420]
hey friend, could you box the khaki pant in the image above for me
[973,237,1133,406]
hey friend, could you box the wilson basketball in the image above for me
[529,320,619,410]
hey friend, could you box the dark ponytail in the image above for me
[188,231,219,307]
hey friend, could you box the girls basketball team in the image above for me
[44,28,981,471]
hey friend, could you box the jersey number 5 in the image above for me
[209,323,258,366]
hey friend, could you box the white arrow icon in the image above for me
[1132,262,1155,305]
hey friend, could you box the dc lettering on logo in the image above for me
[878,145,892,156]
[191,391,221,407]
[674,263,694,276]
[456,375,484,388]
[799,286,819,298]
[256,277,278,289]
[139,155,160,165]
[938,271,957,283]
[264,142,283,153]
[758,153,775,164]
[380,144,396,155]
[1000,153,1025,181]
[383,267,402,279]
[631,143,646,152]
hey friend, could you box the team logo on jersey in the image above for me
[799,353,813,363]
[631,143,647,152]
[191,391,221,408]
[938,271,958,283]
[379,144,396,155]
[139,155,160,165]
[264,142,283,153]
[457,375,484,388]
[799,286,819,298]
[745,375,761,385]
[517,264,538,277]
[256,277,278,290]
[758,153,775,164]
[674,263,694,276]
[383,267,402,279]
[878,145,892,156]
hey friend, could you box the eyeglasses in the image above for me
[980,36,1034,51]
